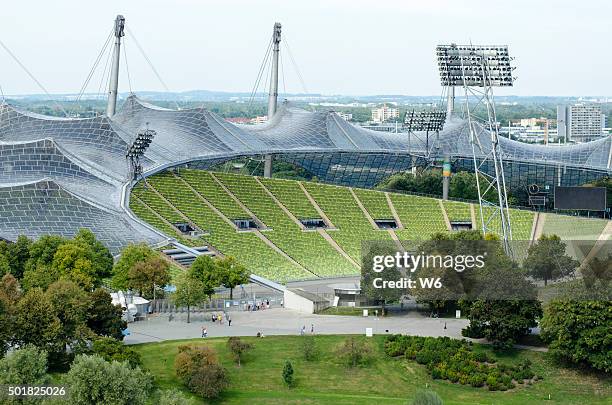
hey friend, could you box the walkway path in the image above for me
[123,308,468,344]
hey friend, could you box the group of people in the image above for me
[300,324,315,335]
[211,312,231,326]
[247,299,271,311]
[201,311,232,338]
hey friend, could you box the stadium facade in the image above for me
[1,95,611,252]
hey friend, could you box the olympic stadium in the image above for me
[1,17,611,282]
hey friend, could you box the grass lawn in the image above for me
[132,335,611,404]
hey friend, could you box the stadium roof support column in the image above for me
[264,22,282,178]
[106,15,125,117]
[446,86,454,118]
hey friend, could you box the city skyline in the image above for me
[1,0,611,97]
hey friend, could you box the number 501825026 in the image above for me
[3,385,67,397]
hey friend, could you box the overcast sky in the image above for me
[1,0,610,97]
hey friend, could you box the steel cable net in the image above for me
[0,94,610,252]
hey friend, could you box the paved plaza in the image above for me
[123,308,468,344]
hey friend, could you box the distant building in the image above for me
[371,105,399,123]
[251,115,268,124]
[336,112,353,121]
[226,117,251,124]
[557,104,606,143]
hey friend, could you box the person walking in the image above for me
[227,314,232,326]
[218,313,223,325]
[310,324,314,334]
[300,325,306,336]
[201,326,207,338]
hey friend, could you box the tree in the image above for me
[158,389,191,405]
[361,241,403,315]
[128,256,170,299]
[523,235,579,286]
[64,354,152,405]
[23,234,66,277]
[51,242,98,290]
[410,390,444,405]
[87,288,127,340]
[190,255,220,298]
[74,229,113,279]
[111,243,156,290]
[227,336,253,367]
[0,252,10,276]
[91,337,141,368]
[173,272,209,323]
[541,300,611,372]
[282,360,294,387]
[0,274,20,355]
[13,288,62,354]
[0,345,50,405]
[174,344,228,399]
[216,256,248,300]
[302,335,319,361]
[0,235,32,279]
[336,337,374,368]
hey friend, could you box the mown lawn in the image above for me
[132,335,611,405]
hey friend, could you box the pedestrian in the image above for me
[300,325,306,336]
[219,313,223,325]
[310,324,314,334]
[202,326,207,338]
[212,313,216,323]
[228,314,232,326]
[266,299,270,309]
[444,322,447,330]
[168,313,173,322]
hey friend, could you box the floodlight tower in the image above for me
[126,125,155,181]
[436,44,515,254]
[263,22,282,178]
[403,110,446,159]
[106,15,125,117]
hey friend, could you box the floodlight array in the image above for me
[436,44,514,87]
[404,110,446,132]
[126,128,155,158]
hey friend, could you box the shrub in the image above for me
[282,360,294,387]
[486,375,499,391]
[65,354,152,405]
[158,389,191,405]
[227,337,253,367]
[0,345,50,404]
[174,344,228,399]
[302,335,319,361]
[469,374,485,387]
[336,337,374,368]
[91,337,141,368]
[409,390,444,405]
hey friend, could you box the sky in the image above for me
[1,0,611,97]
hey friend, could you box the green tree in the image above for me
[91,337,141,368]
[541,300,611,372]
[227,336,253,367]
[282,360,294,387]
[0,274,20,355]
[13,288,62,354]
[302,335,319,361]
[449,171,479,200]
[51,242,98,290]
[0,235,32,279]
[64,354,152,405]
[74,229,113,279]
[524,235,579,286]
[0,345,50,405]
[46,280,91,355]
[24,235,66,274]
[128,256,170,299]
[361,241,403,315]
[190,255,220,298]
[87,288,127,340]
[112,243,156,290]
[158,389,191,405]
[0,252,10,276]
[173,272,209,323]
[217,256,249,300]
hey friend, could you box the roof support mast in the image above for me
[264,22,282,178]
[106,15,125,117]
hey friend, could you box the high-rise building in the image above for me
[371,105,399,123]
[557,104,605,143]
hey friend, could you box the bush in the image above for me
[91,337,141,368]
[65,354,152,405]
[336,337,374,368]
[174,344,228,399]
[302,335,319,361]
[0,345,50,404]
[158,389,191,405]
[409,390,444,405]
[282,360,294,387]
[227,337,253,367]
